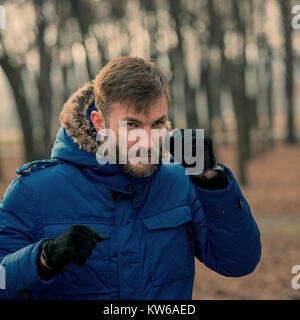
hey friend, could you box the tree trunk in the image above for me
[201,58,214,136]
[0,152,3,181]
[184,75,198,129]
[279,0,296,144]
[0,55,36,162]
[169,46,186,128]
[34,0,53,158]
[168,0,199,129]
[140,0,158,60]
[206,0,226,138]
[71,0,96,80]
[266,47,274,147]
[230,72,249,185]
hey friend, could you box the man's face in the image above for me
[105,95,169,178]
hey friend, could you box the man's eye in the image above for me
[153,120,165,127]
[127,122,138,128]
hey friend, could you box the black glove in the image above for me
[169,129,228,189]
[169,129,218,174]
[37,224,106,280]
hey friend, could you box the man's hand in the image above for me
[169,129,228,189]
[169,129,219,176]
[38,224,106,278]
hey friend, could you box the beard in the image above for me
[96,123,169,178]
[116,143,162,178]
[118,162,158,178]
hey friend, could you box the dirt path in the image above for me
[192,214,300,300]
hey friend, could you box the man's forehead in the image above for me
[111,96,168,122]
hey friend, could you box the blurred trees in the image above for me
[278,0,296,144]
[0,0,299,185]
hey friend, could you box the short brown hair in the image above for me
[94,56,171,121]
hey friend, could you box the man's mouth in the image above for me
[132,155,153,165]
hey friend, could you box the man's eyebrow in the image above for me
[122,115,167,124]
[153,115,167,123]
[122,117,143,124]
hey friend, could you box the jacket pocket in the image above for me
[141,206,195,286]
[43,219,112,294]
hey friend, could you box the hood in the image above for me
[51,82,101,167]
[58,82,99,155]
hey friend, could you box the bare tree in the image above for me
[0,51,37,161]
[278,0,297,144]
[266,46,274,147]
[204,0,225,137]
[0,151,3,181]
[34,0,54,157]
[70,0,96,80]
[140,0,158,59]
[214,0,252,185]
[168,0,198,129]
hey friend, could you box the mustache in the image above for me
[135,149,156,157]
[134,145,162,157]
[115,145,162,163]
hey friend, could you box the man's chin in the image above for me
[118,163,158,178]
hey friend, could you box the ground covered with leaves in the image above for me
[193,143,300,300]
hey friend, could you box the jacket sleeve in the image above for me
[190,165,261,277]
[0,177,55,300]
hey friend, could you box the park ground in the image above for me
[0,142,300,300]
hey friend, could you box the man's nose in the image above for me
[136,127,153,151]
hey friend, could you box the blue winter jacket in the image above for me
[0,83,261,300]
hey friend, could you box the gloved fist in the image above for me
[38,224,106,277]
[169,129,218,176]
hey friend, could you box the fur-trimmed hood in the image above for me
[59,82,99,155]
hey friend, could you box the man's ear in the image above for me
[91,110,106,131]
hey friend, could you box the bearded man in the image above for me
[0,56,261,300]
